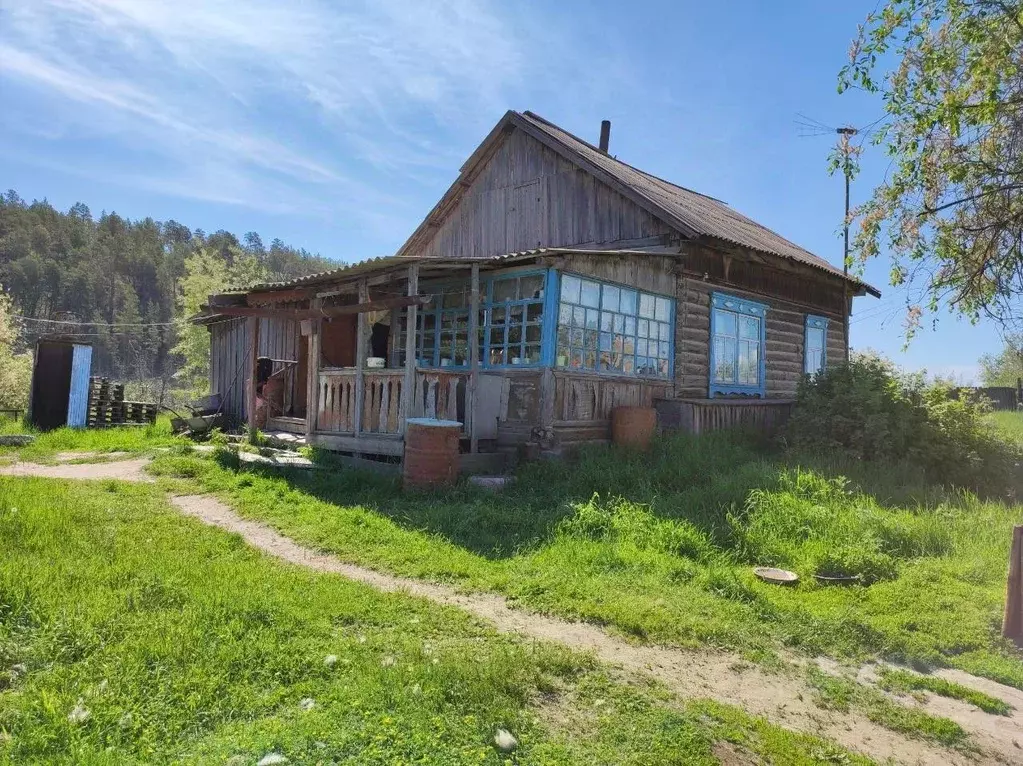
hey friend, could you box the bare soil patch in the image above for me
[0,458,153,482]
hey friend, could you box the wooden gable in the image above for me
[407,128,674,259]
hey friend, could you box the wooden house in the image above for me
[197,110,878,458]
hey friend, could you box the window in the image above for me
[393,271,547,369]
[556,274,673,378]
[804,315,828,375]
[485,273,545,366]
[710,293,766,396]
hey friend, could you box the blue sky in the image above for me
[0,0,1004,381]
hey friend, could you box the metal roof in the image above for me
[517,111,879,296]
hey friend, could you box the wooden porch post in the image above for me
[468,263,480,452]
[246,316,261,432]
[304,298,321,437]
[353,279,369,439]
[400,264,419,432]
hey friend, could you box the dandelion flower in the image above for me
[257,753,288,766]
[299,697,315,711]
[493,728,518,752]
[324,654,338,668]
[68,700,90,724]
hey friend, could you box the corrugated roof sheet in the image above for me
[517,111,878,295]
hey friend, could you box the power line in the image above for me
[14,315,178,328]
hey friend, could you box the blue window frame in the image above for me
[710,292,767,397]
[393,269,553,370]
[804,315,829,375]
[555,273,674,378]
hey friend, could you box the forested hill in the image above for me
[0,190,337,386]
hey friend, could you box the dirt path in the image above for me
[2,456,1018,764]
[170,494,1022,766]
[0,458,153,482]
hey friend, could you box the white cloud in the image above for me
[0,0,636,242]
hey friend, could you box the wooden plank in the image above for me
[247,316,260,432]
[468,263,480,452]
[353,279,368,438]
[208,295,432,320]
[309,432,405,456]
[400,264,419,433]
[305,299,321,436]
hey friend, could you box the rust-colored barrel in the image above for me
[403,418,462,489]
[611,406,657,449]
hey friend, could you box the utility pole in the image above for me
[837,126,857,360]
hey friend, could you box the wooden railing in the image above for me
[411,370,465,422]
[317,369,404,434]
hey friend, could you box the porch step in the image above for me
[266,416,306,434]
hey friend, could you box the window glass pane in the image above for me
[573,306,586,328]
[490,306,506,325]
[739,315,760,340]
[638,319,649,338]
[584,329,598,351]
[620,289,637,315]
[526,303,543,321]
[556,346,569,366]
[639,294,655,318]
[659,341,669,359]
[623,356,635,374]
[557,326,569,347]
[655,296,670,322]
[490,347,505,365]
[659,359,669,376]
[623,337,635,354]
[612,333,625,353]
[599,351,612,371]
[571,349,584,369]
[624,316,636,335]
[602,285,620,312]
[738,341,759,385]
[805,350,822,374]
[658,322,670,341]
[599,332,612,351]
[561,274,581,303]
[526,324,542,343]
[493,278,517,302]
[558,303,572,325]
[807,327,825,350]
[585,308,599,329]
[524,345,541,363]
[580,279,600,308]
[614,314,625,333]
[570,328,583,346]
[583,348,597,369]
[636,338,648,356]
[600,311,614,331]
[714,309,737,337]
[713,338,736,383]
[520,275,543,300]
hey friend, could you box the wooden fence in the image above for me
[953,385,1021,411]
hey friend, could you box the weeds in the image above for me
[877,668,1012,715]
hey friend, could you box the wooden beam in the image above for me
[246,286,320,304]
[206,295,432,321]
[246,316,260,432]
[400,264,419,434]
[305,297,321,437]
[353,279,369,439]
[468,263,480,453]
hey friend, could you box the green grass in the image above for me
[145,430,1023,694]
[0,416,180,461]
[0,475,874,765]
[876,667,1013,715]
[805,668,971,750]
[989,410,1023,445]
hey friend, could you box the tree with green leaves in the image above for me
[979,333,1023,386]
[839,0,1023,332]
[0,288,33,411]
[172,247,267,398]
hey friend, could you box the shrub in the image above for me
[783,354,1021,495]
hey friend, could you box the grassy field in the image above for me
[990,409,1023,444]
[146,428,1023,695]
[0,415,179,462]
[0,476,872,764]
